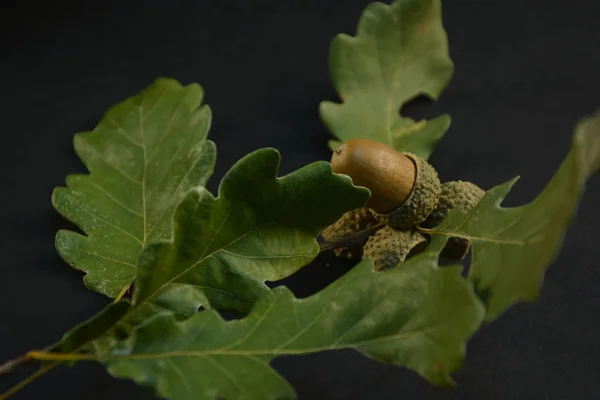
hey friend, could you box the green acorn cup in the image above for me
[362,226,428,271]
[321,207,381,258]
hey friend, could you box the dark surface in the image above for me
[1,0,600,399]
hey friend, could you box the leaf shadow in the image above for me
[269,251,356,299]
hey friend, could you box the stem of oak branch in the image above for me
[1,345,61,398]
[0,356,27,376]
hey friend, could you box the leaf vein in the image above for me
[86,180,143,217]
[68,202,143,245]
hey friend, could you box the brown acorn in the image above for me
[331,139,441,229]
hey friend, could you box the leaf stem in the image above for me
[25,351,79,362]
[416,227,434,234]
[113,285,130,303]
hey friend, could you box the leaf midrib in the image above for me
[427,230,532,246]
[140,101,149,243]
[40,326,439,361]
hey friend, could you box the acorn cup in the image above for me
[320,207,381,259]
[362,226,428,271]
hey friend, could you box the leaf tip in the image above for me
[484,176,520,208]
[574,110,600,177]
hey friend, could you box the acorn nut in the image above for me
[331,139,441,229]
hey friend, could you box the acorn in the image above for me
[362,226,428,271]
[422,180,486,261]
[331,139,441,229]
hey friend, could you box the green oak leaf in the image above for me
[52,78,216,298]
[320,0,453,159]
[427,112,600,320]
[130,148,369,315]
[84,237,484,400]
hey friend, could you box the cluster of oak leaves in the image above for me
[2,0,600,399]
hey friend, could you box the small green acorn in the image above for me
[362,226,428,271]
[422,180,486,260]
[330,139,441,229]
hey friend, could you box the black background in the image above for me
[1,1,600,399]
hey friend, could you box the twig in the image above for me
[0,356,27,376]
[0,345,60,398]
